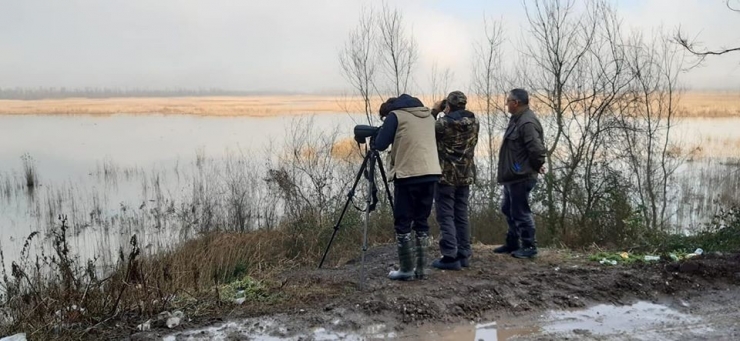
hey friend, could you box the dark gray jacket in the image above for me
[497,107,547,184]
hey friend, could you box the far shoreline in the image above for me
[0,92,739,118]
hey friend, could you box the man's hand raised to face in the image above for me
[431,100,444,119]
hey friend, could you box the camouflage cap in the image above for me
[446,91,467,107]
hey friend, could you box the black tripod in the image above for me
[318,146,394,289]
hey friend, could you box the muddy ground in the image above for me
[127,244,740,340]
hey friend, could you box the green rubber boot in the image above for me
[388,233,415,281]
[414,231,430,279]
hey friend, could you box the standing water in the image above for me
[1,114,739,272]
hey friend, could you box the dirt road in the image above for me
[131,244,740,340]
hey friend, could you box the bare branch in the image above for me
[674,28,740,57]
[470,15,506,200]
[673,1,740,60]
[377,2,418,96]
[429,61,455,102]
[338,6,378,123]
[728,0,740,12]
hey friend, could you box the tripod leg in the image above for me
[318,151,371,269]
[375,151,395,208]
[360,158,374,290]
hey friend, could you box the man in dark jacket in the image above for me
[494,88,547,259]
[373,94,441,280]
[430,91,479,270]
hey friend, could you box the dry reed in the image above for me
[1,92,738,118]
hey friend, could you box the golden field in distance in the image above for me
[0,91,738,117]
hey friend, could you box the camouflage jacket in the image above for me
[435,110,480,186]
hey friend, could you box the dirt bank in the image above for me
[124,244,739,340]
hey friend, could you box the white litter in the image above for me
[137,320,152,331]
[0,333,26,341]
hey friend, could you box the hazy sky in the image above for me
[1,0,739,93]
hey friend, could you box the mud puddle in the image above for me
[421,300,711,340]
[162,300,712,340]
[161,313,397,340]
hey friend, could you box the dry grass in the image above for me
[155,230,304,288]
[330,138,364,161]
[0,96,353,117]
[0,210,392,339]
[1,92,738,117]
[676,92,740,118]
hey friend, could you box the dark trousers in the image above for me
[435,184,471,258]
[393,182,435,235]
[501,179,537,247]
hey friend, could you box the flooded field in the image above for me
[1,114,739,271]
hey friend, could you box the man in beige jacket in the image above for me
[372,94,442,281]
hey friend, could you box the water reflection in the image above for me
[419,300,705,340]
[0,114,366,182]
[0,114,366,271]
[1,114,739,272]
[160,300,707,340]
[429,321,540,341]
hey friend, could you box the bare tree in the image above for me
[377,3,418,96]
[338,3,418,119]
[470,17,506,205]
[515,0,686,243]
[618,34,685,232]
[429,61,455,103]
[556,2,635,233]
[339,7,378,124]
[520,0,600,238]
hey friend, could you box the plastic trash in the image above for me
[158,311,171,320]
[156,310,185,329]
[166,316,181,329]
[234,298,246,305]
[599,258,617,265]
[686,248,704,259]
[619,252,629,259]
[137,320,151,331]
[644,255,660,261]
[0,334,27,341]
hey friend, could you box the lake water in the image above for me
[1,114,739,271]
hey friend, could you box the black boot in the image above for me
[432,256,462,271]
[414,231,430,279]
[493,234,520,254]
[388,233,415,281]
[456,254,470,268]
[512,240,538,259]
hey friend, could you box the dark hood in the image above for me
[387,94,425,111]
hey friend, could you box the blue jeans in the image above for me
[501,179,537,247]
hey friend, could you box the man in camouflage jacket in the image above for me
[431,91,480,270]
